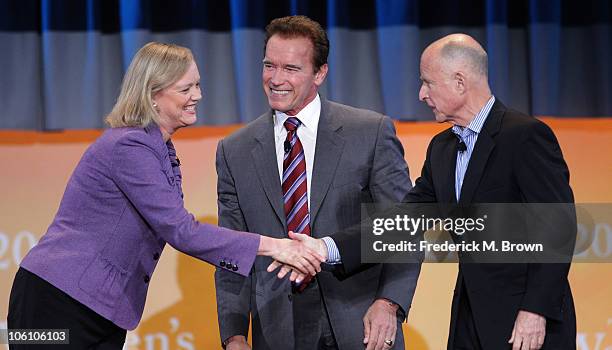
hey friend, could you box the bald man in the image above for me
[307,34,576,349]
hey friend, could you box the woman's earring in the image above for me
[153,102,158,108]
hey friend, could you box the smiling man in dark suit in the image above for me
[214,16,421,350]
[313,34,577,350]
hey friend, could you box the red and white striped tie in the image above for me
[282,117,313,291]
[282,117,311,235]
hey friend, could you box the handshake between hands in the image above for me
[265,231,329,283]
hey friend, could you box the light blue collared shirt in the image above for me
[452,96,495,201]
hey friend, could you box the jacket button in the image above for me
[288,294,292,302]
[144,275,150,283]
[232,264,238,271]
[153,252,160,260]
[220,260,226,267]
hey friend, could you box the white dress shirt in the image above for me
[272,95,341,263]
[273,94,320,209]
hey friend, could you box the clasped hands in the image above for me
[266,231,328,283]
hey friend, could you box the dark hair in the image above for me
[264,15,329,72]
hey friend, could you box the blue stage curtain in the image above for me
[0,0,610,129]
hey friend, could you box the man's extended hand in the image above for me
[363,298,398,350]
[259,236,324,280]
[288,231,328,259]
[267,231,329,282]
[508,310,546,350]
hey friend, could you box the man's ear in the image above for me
[455,71,467,94]
[315,63,329,85]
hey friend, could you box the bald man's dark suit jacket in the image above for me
[334,100,576,349]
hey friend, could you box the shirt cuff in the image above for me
[321,236,342,264]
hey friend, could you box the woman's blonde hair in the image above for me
[106,42,194,128]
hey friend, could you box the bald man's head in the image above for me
[424,33,488,78]
[419,34,492,126]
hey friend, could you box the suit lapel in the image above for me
[459,131,494,204]
[310,100,345,226]
[430,131,459,204]
[458,101,505,204]
[251,112,287,229]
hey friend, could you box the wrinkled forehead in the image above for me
[421,42,443,63]
[419,48,438,73]
[266,34,314,51]
[421,46,455,78]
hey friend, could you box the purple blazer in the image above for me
[21,124,259,330]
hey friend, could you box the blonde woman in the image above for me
[8,42,322,349]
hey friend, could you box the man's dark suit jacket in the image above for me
[334,100,576,349]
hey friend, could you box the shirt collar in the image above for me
[452,96,496,136]
[274,94,321,134]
